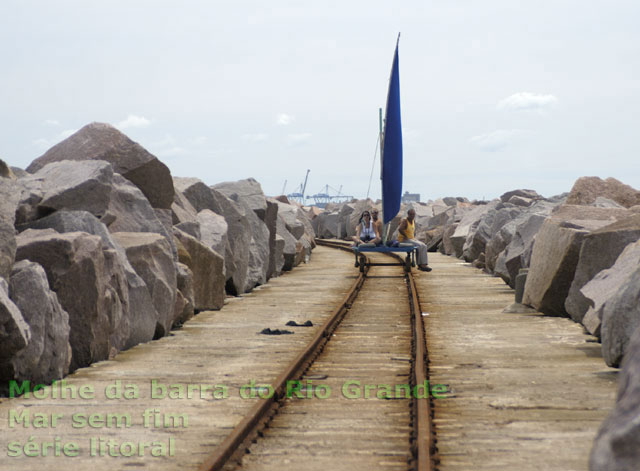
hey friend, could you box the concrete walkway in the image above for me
[0,246,355,471]
[415,253,617,471]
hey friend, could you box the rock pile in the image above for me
[314,178,640,370]
[0,123,315,389]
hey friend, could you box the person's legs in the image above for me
[400,239,430,269]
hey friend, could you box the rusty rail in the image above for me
[198,239,435,470]
[198,240,368,471]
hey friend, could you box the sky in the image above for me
[1,1,639,202]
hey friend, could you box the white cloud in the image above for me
[117,114,151,129]
[498,92,558,111]
[286,133,312,146]
[276,113,294,125]
[470,129,528,152]
[242,133,268,142]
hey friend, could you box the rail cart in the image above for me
[352,245,417,273]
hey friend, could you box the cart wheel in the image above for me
[359,255,366,273]
[404,254,411,273]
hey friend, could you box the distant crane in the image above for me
[281,179,287,195]
[287,169,311,204]
[307,184,353,208]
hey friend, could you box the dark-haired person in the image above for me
[398,208,432,271]
[351,211,380,246]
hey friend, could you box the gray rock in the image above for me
[0,279,30,359]
[594,197,626,209]
[27,122,174,208]
[265,199,278,280]
[590,324,640,470]
[274,234,285,275]
[174,178,249,294]
[566,176,640,208]
[10,166,29,179]
[581,242,640,340]
[111,232,176,338]
[173,177,218,213]
[500,189,541,203]
[0,220,16,281]
[15,229,129,371]
[174,221,201,240]
[174,229,225,310]
[595,242,640,367]
[277,201,305,239]
[565,215,640,323]
[522,205,629,315]
[508,195,535,207]
[276,216,298,271]
[15,210,158,350]
[196,210,228,260]
[6,260,71,383]
[313,210,341,239]
[175,263,194,323]
[244,208,270,291]
[462,202,521,263]
[102,173,176,257]
[494,206,553,287]
[213,178,268,219]
[34,160,114,218]
[0,159,15,179]
[449,202,495,258]
[171,188,199,225]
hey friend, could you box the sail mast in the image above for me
[380,33,402,243]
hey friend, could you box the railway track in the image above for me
[200,240,436,471]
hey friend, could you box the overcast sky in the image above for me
[1,1,639,202]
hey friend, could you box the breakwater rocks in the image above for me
[0,122,315,388]
[314,179,640,470]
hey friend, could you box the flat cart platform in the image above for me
[352,245,418,273]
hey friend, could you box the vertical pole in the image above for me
[379,107,386,244]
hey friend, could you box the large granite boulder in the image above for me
[581,241,640,352]
[112,232,176,338]
[213,178,268,219]
[565,215,640,323]
[0,178,19,279]
[31,160,115,218]
[174,263,195,324]
[174,178,250,294]
[278,201,306,239]
[462,202,521,263]
[244,209,270,291]
[0,279,30,362]
[600,258,640,367]
[196,210,228,260]
[5,260,71,384]
[16,210,158,350]
[102,173,176,257]
[448,202,495,258]
[500,189,541,203]
[276,216,298,271]
[171,188,199,225]
[566,176,640,208]
[273,234,285,275]
[174,229,225,310]
[492,201,557,286]
[173,177,218,213]
[590,324,640,470]
[522,205,630,315]
[313,210,341,239]
[26,122,174,209]
[265,199,279,280]
[15,229,129,372]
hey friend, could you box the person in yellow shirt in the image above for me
[398,208,432,272]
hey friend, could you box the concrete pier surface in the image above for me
[417,252,618,471]
[0,246,355,471]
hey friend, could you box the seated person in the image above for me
[398,208,432,271]
[351,211,381,246]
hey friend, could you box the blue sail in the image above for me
[381,41,402,225]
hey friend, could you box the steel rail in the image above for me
[198,240,368,471]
